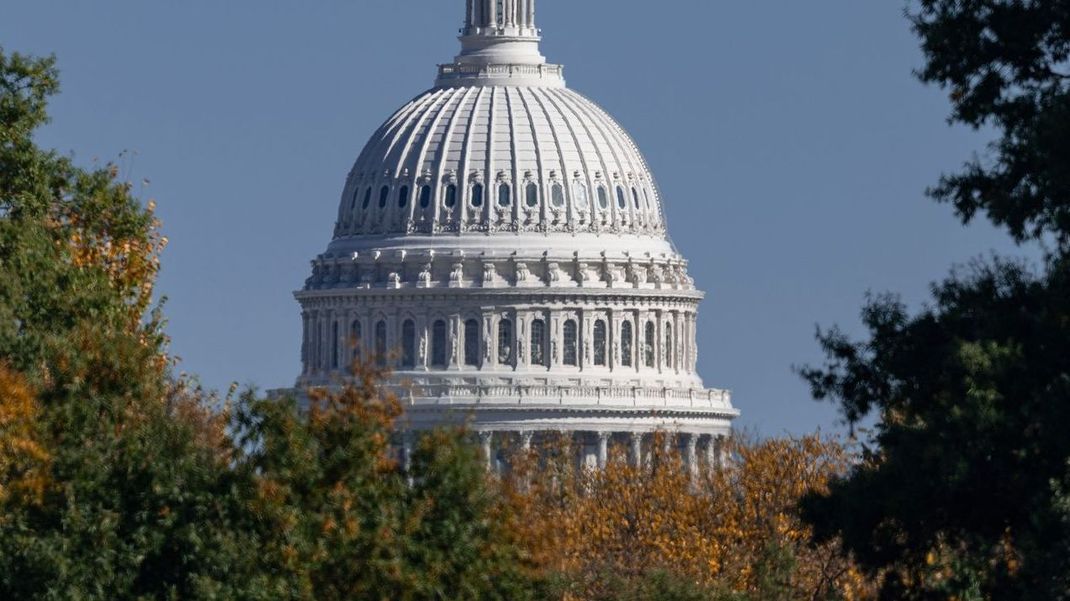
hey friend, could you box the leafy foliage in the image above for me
[799,2,1070,598]
[505,434,875,601]
[230,363,533,600]
[0,47,532,600]
[912,0,1070,247]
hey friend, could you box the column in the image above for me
[479,431,494,473]
[300,311,310,375]
[629,432,643,467]
[673,310,682,373]
[597,431,611,468]
[520,430,533,452]
[402,431,415,473]
[685,433,698,477]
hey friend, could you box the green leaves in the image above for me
[911,1,1070,247]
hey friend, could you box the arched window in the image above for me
[362,187,372,209]
[464,319,480,367]
[375,320,388,367]
[621,321,633,367]
[444,184,457,208]
[398,185,410,209]
[573,182,588,207]
[431,320,448,368]
[498,184,511,207]
[498,319,513,366]
[401,320,416,368]
[525,182,539,207]
[664,323,674,370]
[471,183,484,207]
[643,187,652,210]
[563,319,578,366]
[379,185,390,208]
[616,186,627,210]
[593,320,607,366]
[419,185,432,209]
[632,187,641,209]
[551,183,565,208]
[331,321,340,369]
[530,319,546,367]
[597,186,609,210]
[644,321,656,368]
[351,320,363,362]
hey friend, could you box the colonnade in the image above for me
[301,304,699,379]
[398,430,728,474]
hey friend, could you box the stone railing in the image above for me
[437,62,565,79]
[392,382,735,413]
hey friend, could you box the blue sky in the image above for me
[2,1,1029,436]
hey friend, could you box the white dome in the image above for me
[296,0,737,468]
[335,85,666,240]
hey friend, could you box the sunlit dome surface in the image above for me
[335,85,666,239]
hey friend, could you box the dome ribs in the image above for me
[432,87,478,232]
[526,87,578,229]
[535,88,597,224]
[457,86,491,229]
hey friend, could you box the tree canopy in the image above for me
[800,2,1070,599]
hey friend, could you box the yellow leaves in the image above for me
[0,364,49,506]
[501,433,878,600]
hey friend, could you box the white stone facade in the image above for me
[295,0,738,463]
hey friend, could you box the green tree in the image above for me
[230,366,534,600]
[0,47,535,600]
[0,47,260,599]
[799,2,1070,599]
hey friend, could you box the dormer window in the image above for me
[419,185,432,209]
[597,186,609,210]
[444,184,458,208]
[551,183,565,208]
[398,185,410,209]
[525,182,539,208]
[573,182,588,207]
[498,184,511,207]
[471,183,484,207]
[378,185,390,208]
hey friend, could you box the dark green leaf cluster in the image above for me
[802,258,1070,598]
[801,2,1070,598]
[912,0,1070,246]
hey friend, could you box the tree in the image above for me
[799,2,1070,598]
[0,47,538,599]
[503,434,876,601]
[230,363,534,601]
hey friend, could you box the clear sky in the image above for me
[2,1,1029,436]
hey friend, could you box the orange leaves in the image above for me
[0,364,49,506]
[502,433,878,600]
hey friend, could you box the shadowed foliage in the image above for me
[799,2,1070,598]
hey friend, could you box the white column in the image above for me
[597,431,610,468]
[630,432,642,467]
[479,431,494,472]
[520,430,533,452]
[685,433,698,477]
[402,431,415,473]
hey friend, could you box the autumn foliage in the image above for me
[501,434,876,600]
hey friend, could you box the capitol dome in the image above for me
[296,0,737,469]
